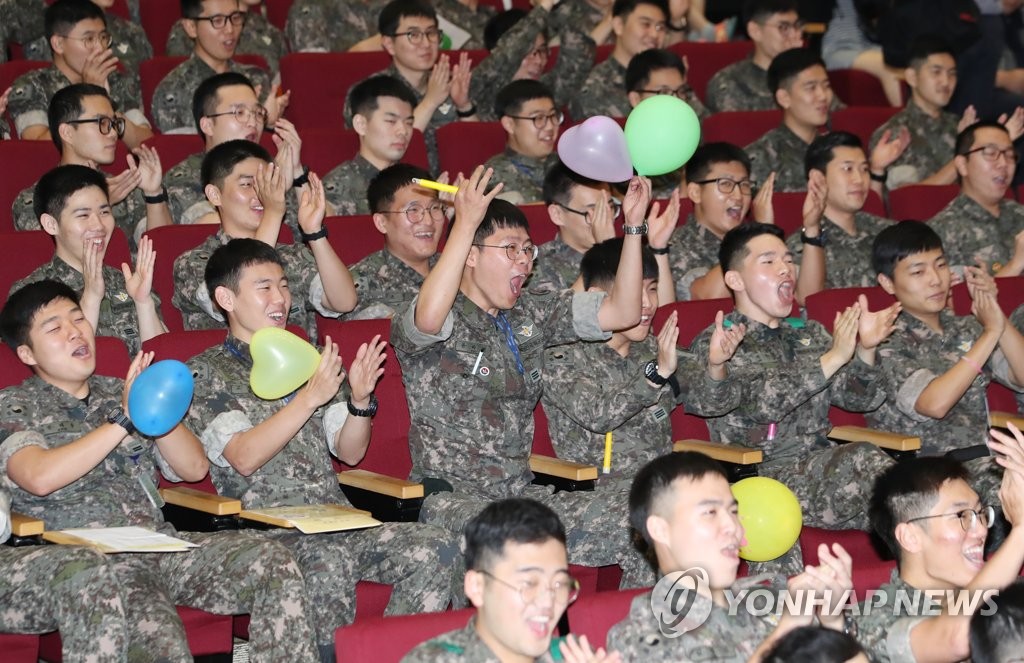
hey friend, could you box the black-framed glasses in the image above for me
[473,242,540,262]
[559,199,622,220]
[692,177,755,196]
[379,202,447,224]
[190,11,247,29]
[388,28,443,44]
[762,19,805,36]
[525,44,550,59]
[60,31,112,49]
[635,84,693,100]
[906,505,996,532]
[961,145,1018,164]
[207,105,269,125]
[478,570,581,605]
[505,110,564,130]
[65,115,126,137]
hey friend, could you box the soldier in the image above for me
[10,165,166,355]
[0,486,129,663]
[690,223,899,532]
[151,0,277,134]
[8,0,152,149]
[12,84,172,252]
[570,0,668,120]
[0,0,45,65]
[0,279,320,662]
[166,0,287,77]
[343,163,444,320]
[323,75,416,217]
[856,450,1024,663]
[393,167,659,589]
[172,140,357,337]
[929,122,1024,278]
[186,238,457,663]
[485,80,562,205]
[286,0,387,53]
[541,237,744,491]
[606,451,855,661]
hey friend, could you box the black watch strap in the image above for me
[347,394,378,417]
[644,360,671,386]
[107,407,135,435]
[292,166,310,189]
[300,226,329,242]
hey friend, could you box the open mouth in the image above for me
[510,274,527,297]
[267,310,285,325]
[71,344,91,359]
[778,280,794,306]
[525,615,553,640]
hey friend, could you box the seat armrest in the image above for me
[11,511,44,537]
[990,411,1024,430]
[159,487,242,516]
[827,426,921,452]
[337,470,425,499]
[529,454,599,481]
[673,439,763,464]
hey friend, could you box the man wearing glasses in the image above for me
[8,0,152,149]
[167,0,287,77]
[486,80,562,205]
[152,0,277,134]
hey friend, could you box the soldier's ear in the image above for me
[904,66,918,89]
[50,34,65,57]
[39,213,60,238]
[198,115,215,138]
[204,183,222,207]
[894,522,923,555]
[775,87,791,110]
[371,212,388,235]
[646,514,670,548]
[464,569,485,608]
[352,113,369,136]
[954,153,969,179]
[723,268,744,292]
[611,15,625,38]
[877,272,896,295]
[381,35,397,57]
[547,203,566,228]
[182,18,199,40]
[499,115,516,136]
[213,285,235,313]
[627,91,643,109]
[16,344,37,367]
[686,180,703,205]
[466,244,481,268]
[57,122,76,150]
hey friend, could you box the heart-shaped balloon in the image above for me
[128,360,195,437]
[249,327,320,400]
[556,116,634,183]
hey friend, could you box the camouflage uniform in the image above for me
[8,65,149,139]
[151,55,271,134]
[705,58,775,113]
[0,0,44,65]
[541,335,742,491]
[690,311,895,530]
[166,11,287,77]
[286,0,388,53]
[928,193,1024,273]
[403,616,558,662]
[22,14,153,75]
[853,569,928,663]
[344,249,436,321]
[434,0,495,50]
[571,57,629,120]
[322,155,379,216]
[393,290,655,587]
[186,335,458,650]
[172,229,333,339]
[531,234,582,293]
[485,148,559,204]
[1013,304,1024,414]
[746,125,813,193]
[11,256,162,355]
[0,489,128,662]
[870,102,958,190]
[0,376,320,663]
[784,212,893,289]
[667,216,722,301]
[549,0,608,41]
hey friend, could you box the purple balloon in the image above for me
[556,116,634,183]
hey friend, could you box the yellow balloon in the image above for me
[732,477,803,562]
[249,327,321,400]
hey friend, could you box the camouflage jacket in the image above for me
[434,0,495,50]
[705,57,774,113]
[485,147,559,205]
[1014,304,1024,413]
[746,125,813,193]
[868,310,1023,453]
[870,101,958,190]
[23,13,152,74]
[549,0,608,41]
[151,54,271,134]
[668,216,723,301]
[929,193,1024,273]
[531,234,582,293]
[785,212,892,289]
[571,56,629,120]
[392,289,610,498]
[343,249,436,321]
[323,155,380,216]
[163,151,209,224]
[853,569,928,663]
[286,0,388,53]
[167,11,287,77]
[0,0,44,64]
[690,311,888,463]
[403,616,557,662]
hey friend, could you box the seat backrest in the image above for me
[142,328,227,362]
[805,287,895,332]
[436,122,508,178]
[829,69,891,107]
[669,40,754,101]
[298,129,360,177]
[800,526,895,602]
[951,275,1024,317]
[143,134,205,172]
[280,52,393,131]
[565,588,649,649]
[264,0,294,30]
[0,141,59,232]
[139,56,187,123]
[139,0,181,55]
[333,608,475,663]
[701,111,782,147]
[0,231,55,302]
[324,215,386,266]
[520,203,558,245]
[143,224,220,332]
[831,106,900,149]
[888,184,959,222]
[770,191,808,238]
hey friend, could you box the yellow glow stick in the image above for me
[603,432,613,475]
[412,178,458,194]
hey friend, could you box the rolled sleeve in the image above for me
[0,430,49,487]
[152,444,185,483]
[397,295,454,351]
[571,290,611,342]
[323,401,350,456]
[0,491,10,544]
[199,410,254,468]
[123,108,151,128]
[896,368,939,422]
[307,273,341,318]
[13,109,47,136]
[989,347,1024,392]
[196,285,226,323]
[886,616,926,662]
[677,266,710,300]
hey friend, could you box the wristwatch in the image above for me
[300,226,329,242]
[347,394,379,418]
[643,360,670,386]
[623,222,648,235]
[800,227,826,248]
[106,407,136,435]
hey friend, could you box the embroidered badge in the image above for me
[959,341,973,352]
[114,291,130,302]
[518,324,534,338]
[478,366,490,377]
[799,338,811,346]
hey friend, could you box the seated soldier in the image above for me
[970,581,1024,663]
[0,280,319,662]
[929,121,1024,278]
[12,84,172,251]
[344,163,444,320]
[607,451,855,661]
[167,0,287,76]
[186,238,457,662]
[172,140,357,336]
[856,447,1024,663]
[324,75,417,216]
[868,221,1024,503]
[393,169,661,588]
[486,80,562,205]
[542,238,743,490]
[690,223,899,533]
[8,0,152,148]
[10,165,166,355]
[571,0,668,119]
[152,0,278,134]
[0,486,129,662]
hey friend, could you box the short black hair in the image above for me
[473,198,530,245]
[625,49,686,94]
[192,71,256,134]
[349,75,418,120]
[542,161,601,207]
[970,581,1024,663]
[762,626,865,663]
[181,0,236,19]
[871,220,944,279]
[908,34,956,70]
[464,498,566,572]
[201,139,271,189]
[718,222,783,272]
[484,9,529,51]
[804,131,864,178]
[33,164,109,221]
[612,0,668,19]
[869,456,972,563]
[629,452,730,545]
[494,79,554,119]
[379,0,436,36]
[767,47,825,94]
[955,120,1010,157]
[45,0,106,42]
[742,0,798,25]
[367,162,434,214]
[1,280,81,351]
[580,237,658,289]
[204,238,286,307]
[685,142,751,183]
[48,83,111,153]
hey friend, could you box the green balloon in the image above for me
[440,33,452,50]
[624,95,701,176]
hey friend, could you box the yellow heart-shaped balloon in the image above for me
[249,327,321,400]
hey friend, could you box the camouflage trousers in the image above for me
[262,521,458,649]
[0,545,127,662]
[106,530,319,663]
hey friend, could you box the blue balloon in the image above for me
[127,360,195,437]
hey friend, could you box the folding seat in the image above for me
[139,0,180,55]
[828,69,891,107]
[0,231,54,301]
[0,141,59,232]
[670,41,755,102]
[333,608,476,663]
[436,121,508,179]
[594,44,614,65]
[887,184,959,221]
[831,106,900,149]
[299,129,360,177]
[950,275,1024,317]
[700,110,782,147]
[323,215,385,266]
[0,635,37,663]
[279,52,392,131]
